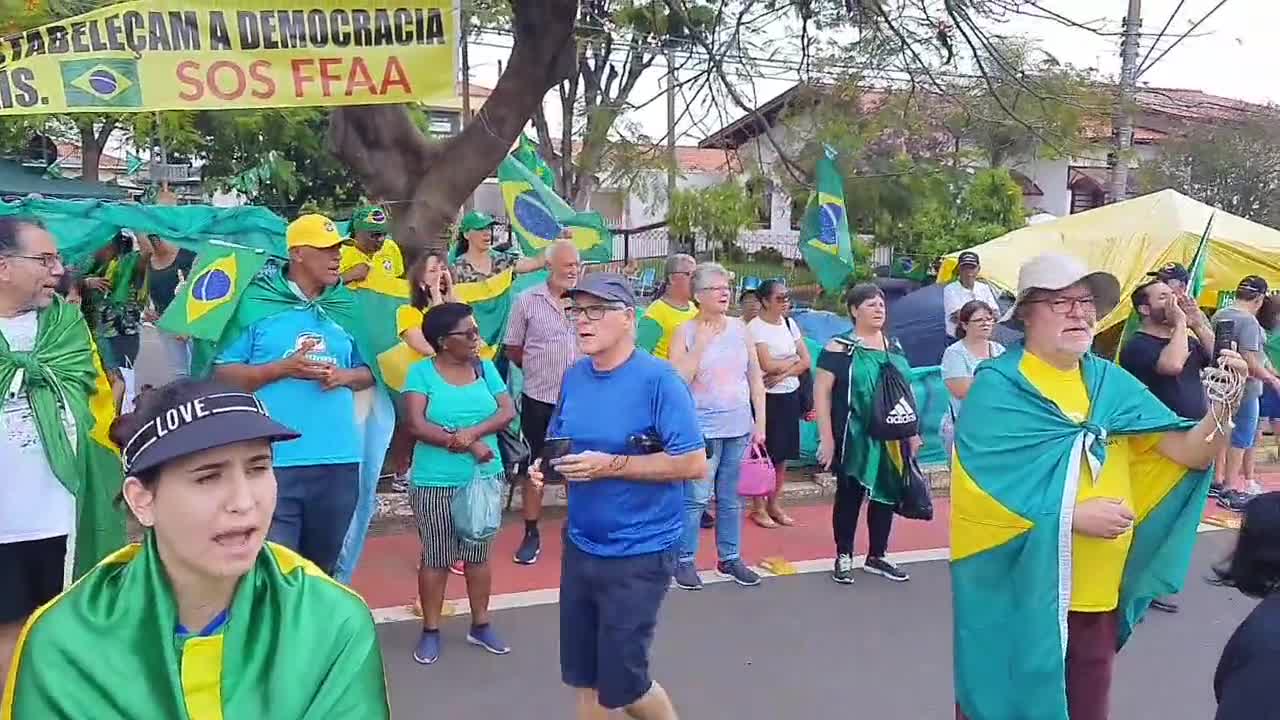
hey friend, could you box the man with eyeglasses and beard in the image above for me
[529,273,705,720]
[952,253,1247,720]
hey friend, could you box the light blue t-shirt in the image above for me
[215,306,365,467]
[549,351,704,558]
[404,358,507,488]
[940,339,1005,419]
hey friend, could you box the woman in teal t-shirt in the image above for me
[402,302,516,666]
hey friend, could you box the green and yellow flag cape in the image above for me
[950,346,1210,719]
[0,297,125,580]
[2,536,389,719]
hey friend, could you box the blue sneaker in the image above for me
[467,624,511,655]
[673,562,702,590]
[716,559,761,587]
[413,630,440,665]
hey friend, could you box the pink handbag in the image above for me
[738,442,776,497]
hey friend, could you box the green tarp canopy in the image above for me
[0,159,129,200]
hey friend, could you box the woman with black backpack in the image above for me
[815,284,922,585]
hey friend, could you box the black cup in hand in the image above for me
[540,437,573,484]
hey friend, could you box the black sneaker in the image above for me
[513,532,541,565]
[1208,483,1225,499]
[1218,489,1252,513]
[673,562,702,590]
[1150,597,1180,613]
[832,554,855,585]
[700,510,715,529]
[863,556,910,582]
[716,559,761,587]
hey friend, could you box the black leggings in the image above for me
[832,470,895,558]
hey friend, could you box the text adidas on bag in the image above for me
[885,397,917,425]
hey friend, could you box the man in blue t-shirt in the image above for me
[214,214,374,574]
[536,273,705,720]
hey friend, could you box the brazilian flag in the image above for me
[3,535,389,717]
[498,155,612,264]
[798,146,855,293]
[951,346,1210,719]
[60,59,142,109]
[513,133,556,189]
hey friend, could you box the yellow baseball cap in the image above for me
[286,214,342,250]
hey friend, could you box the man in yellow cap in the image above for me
[213,214,375,574]
[340,205,404,290]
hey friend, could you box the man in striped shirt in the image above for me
[505,240,582,564]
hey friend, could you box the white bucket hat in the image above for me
[1000,253,1121,328]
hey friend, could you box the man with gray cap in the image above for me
[530,273,705,720]
[944,251,1000,340]
[951,253,1246,720]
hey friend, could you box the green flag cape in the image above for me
[842,341,913,504]
[799,146,855,294]
[950,346,1210,719]
[0,297,125,579]
[2,536,389,719]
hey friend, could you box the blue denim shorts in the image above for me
[559,536,676,709]
[1231,395,1261,450]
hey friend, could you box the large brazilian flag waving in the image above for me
[950,346,1210,720]
[799,146,855,294]
[498,152,613,264]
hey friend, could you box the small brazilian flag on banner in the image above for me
[60,58,142,108]
[799,146,855,294]
[160,249,270,341]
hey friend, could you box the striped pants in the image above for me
[408,485,495,568]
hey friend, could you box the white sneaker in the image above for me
[1246,479,1264,495]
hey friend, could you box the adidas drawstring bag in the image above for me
[868,360,919,441]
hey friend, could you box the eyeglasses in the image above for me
[369,232,385,240]
[968,316,995,325]
[4,253,63,269]
[444,328,481,340]
[566,304,626,321]
[1028,296,1096,315]
[698,285,732,294]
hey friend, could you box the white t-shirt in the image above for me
[0,311,74,544]
[943,280,1000,338]
[748,316,803,394]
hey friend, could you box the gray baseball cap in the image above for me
[564,272,636,307]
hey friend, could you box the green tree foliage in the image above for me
[1140,118,1280,229]
[668,180,758,258]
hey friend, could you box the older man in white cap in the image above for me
[950,253,1247,720]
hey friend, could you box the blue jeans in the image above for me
[269,463,360,575]
[679,434,750,565]
[1231,394,1261,450]
[334,386,396,583]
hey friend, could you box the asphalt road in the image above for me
[377,531,1254,719]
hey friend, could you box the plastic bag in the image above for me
[894,445,934,521]
[451,469,504,544]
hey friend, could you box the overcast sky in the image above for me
[465,0,1274,146]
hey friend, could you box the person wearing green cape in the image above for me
[1,379,390,719]
[0,218,125,697]
[952,253,1248,720]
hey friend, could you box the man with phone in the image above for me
[532,273,705,720]
[504,239,582,565]
[1211,276,1280,512]
[1119,278,1215,613]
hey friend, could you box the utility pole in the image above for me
[1109,0,1141,204]
[666,43,677,216]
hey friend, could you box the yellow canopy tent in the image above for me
[939,189,1280,332]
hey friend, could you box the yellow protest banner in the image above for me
[0,0,457,114]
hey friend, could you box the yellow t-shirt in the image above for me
[340,239,405,290]
[396,305,424,337]
[1018,351,1159,613]
[638,299,699,360]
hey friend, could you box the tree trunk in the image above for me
[328,0,578,253]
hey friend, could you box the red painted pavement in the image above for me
[351,472,1278,611]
